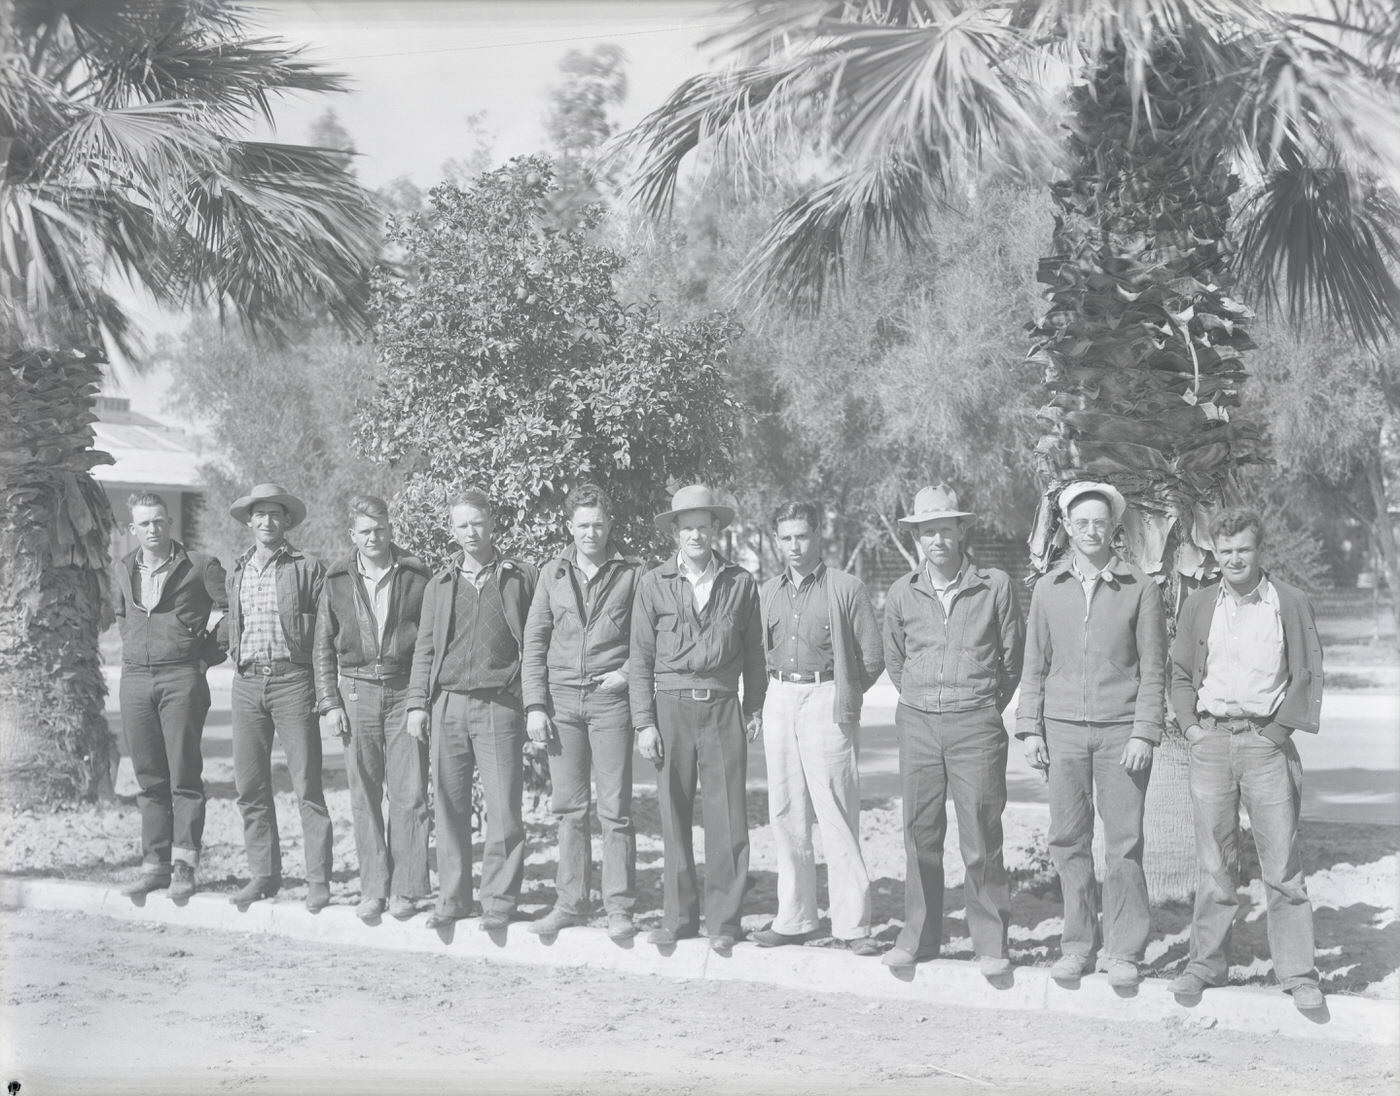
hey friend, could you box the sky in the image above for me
[104,0,727,423]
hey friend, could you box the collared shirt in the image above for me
[356,552,396,645]
[770,562,834,675]
[677,551,719,612]
[1198,577,1288,719]
[460,551,498,590]
[571,546,625,614]
[238,545,291,663]
[1071,554,1114,616]
[923,560,967,616]
[134,547,178,615]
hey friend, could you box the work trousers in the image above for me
[762,679,871,940]
[1183,724,1317,990]
[1045,718,1151,963]
[343,678,430,901]
[231,666,334,883]
[895,703,1009,959]
[119,663,210,870]
[432,689,525,917]
[655,690,749,938]
[548,683,636,916]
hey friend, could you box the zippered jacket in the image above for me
[629,555,766,729]
[112,542,228,667]
[1015,556,1167,742]
[521,548,643,710]
[883,564,1024,714]
[313,547,432,714]
[226,544,324,666]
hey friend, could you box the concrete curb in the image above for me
[5,878,1396,1047]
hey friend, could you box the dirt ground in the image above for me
[2,906,1396,1096]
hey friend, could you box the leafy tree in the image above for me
[360,155,742,567]
[0,0,377,804]
[544,44,628,218]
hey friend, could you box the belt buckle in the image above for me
[786,672,802,683]
[260,664,272,676]
[691,688,712,701]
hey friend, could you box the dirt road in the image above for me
[2,908,1394,1096]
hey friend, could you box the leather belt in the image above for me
[1201,713,1267,734]
[769,670,834,685]
[342,669,409,687]
[239,659,308,677]
[661,688,719,701]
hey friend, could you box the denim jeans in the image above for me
[231,666,333,883]
[120,664,210,870]
[762,679,871,940]
[432,689,525,917]
[547,683,635,916]
[344,678,430,901]
[895,703,1009,958]
[1183,724,1317,990]
[1045,718,1151,963]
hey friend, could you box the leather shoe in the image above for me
[425,910,466,930]
[121,871,170,898]
[648,926,697,946]
[1169,971,1211,996]
[1050,953,1090,983]
[845,936,883,958]
[709,933,737,954]
[978,955,1013,978]
[229,877,279,909]
[606,913,637,941]
[168,863,196,901]
[356,897,386,923]
[528,908,587,935]
[881,946,921,969]
[388,896,419,921]
[305,882,331,913]
[749,927,812,948]
[1290,983,1325,1012]
[1103,959,1141,988]
[479,910,510,931]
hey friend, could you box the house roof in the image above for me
[91,398,206,491]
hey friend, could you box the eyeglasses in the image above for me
[1069,519,1110,533]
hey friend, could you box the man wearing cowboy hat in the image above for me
[225,482,332,912]
[749,500,885,957]
[880,484,1025,974]
[630,484,766,953]
[406,488,539,933]
[1017,480,1166,989]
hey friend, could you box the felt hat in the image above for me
[1057,480,1126,524]
[653,484,735,533]
[897,483,974,526]
[229,482,307,528]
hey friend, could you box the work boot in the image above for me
[120,870,170,898]
[528,908,588,935]
[229,877,279,910]
[305,881,331,912]
[168,863,197,901]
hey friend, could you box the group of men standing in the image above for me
[111,477,1326,1009]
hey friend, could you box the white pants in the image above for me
[761,679,871,939]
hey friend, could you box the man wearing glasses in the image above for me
[1017,481,1166,989]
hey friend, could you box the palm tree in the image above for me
[621,0,1400,899]
[1,0,378,805]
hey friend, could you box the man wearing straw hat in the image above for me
[631,484,766,954]
[880,484,1025,975]
[225,482,332,912]
[1016,481,1166,989]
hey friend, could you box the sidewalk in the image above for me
[4,877,1395,1048]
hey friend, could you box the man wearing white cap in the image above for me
[630,484,766,954]
[881,485,1025,974]
[1017,481,1166,989]
[225,483,332,912]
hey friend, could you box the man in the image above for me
[522,483,643,941]
[112,492,227,900]
[750,501,884,957]
[1017,481,1166,989]
[226,482,332,912]
[406,489,538,932]
[314,495,433,924]
[1168,509,1325,1012]
[882,485,1025,975]
[631,484,766,953]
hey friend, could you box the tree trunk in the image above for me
[0,347,116,806]
[1026,44,1270,902]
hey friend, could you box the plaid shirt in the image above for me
[237,545,291,663]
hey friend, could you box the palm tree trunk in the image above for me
[0,347,116,805]
[1027,44,1269,902]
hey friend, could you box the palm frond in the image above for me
[1234,159,1400,348]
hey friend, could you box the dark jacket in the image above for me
[112,542,228,668]
[759,566,884,724]
[313,547,432,714]
[521,547,643,710]
[1016,555,1168,743]
[1170,575,1323,746]
[226,544,325,666]
[629,554,767,730]
[406,553,539,711]
[883,563,1024,715]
